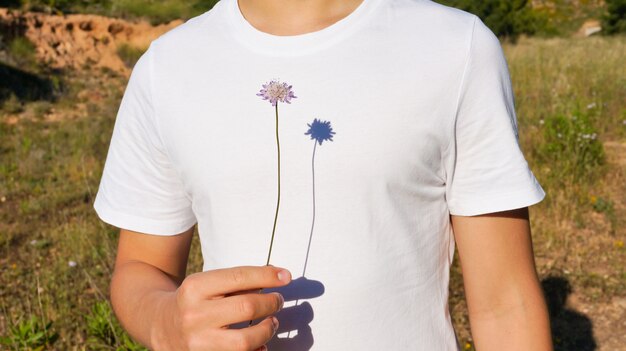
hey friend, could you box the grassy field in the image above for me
[1,34,625,350]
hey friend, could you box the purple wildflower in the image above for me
[257,80,297,106]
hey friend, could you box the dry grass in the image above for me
[450,34,626,350]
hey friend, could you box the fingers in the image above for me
[171,265,291,351]
[185,266,291,298]
[223,316,278,351]
[208,292,284,326]
[226,288,264,297]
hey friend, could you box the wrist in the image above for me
[149,290,183,351]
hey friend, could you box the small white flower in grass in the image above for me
[30,239,37,245]
[587,102,597,109]
[68,260,77,267]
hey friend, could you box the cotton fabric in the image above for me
[93,0,546,349]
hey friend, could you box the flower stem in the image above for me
[266,102,280,266]
[251,103,281,327]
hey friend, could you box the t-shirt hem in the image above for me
[93,200,197,236]
[448,181,546,217]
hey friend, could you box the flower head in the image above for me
[305,118,336,145]
[257,80,297,107]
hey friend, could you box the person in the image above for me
[92,0,554,350]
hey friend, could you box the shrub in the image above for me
[109,0,219,25]
[8,36,37,68]
[602,0,626,34]
[1,92,24,113]
[435,0,545,42]
[0,0,20,7]
[116,43,146,69]
[11,0,219,24]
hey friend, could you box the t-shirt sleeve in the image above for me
[444,16,546,216]
[93,44,197,235]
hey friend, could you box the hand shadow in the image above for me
[230,276,325,351]
[541,276,597,351]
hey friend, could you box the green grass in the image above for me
[507,35,626,229]
[1,35,625,349]
[7,37,37,69]
[0,66,205,348]
[85,301,146,350]
[116,43,146,69]
[0,315,59,350]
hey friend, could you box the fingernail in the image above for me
[271,316,279,330]
[277,269,291,282]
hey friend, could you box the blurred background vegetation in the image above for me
[0,0,624,35]
[0,0,219,24]
[0,0,625,350]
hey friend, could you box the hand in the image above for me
[152,265,292,351]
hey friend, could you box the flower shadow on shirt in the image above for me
[231,276,324,351]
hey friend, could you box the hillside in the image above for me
[531,0,607,35]
[0,7,181,75]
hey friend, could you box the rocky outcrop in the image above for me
[0,8,183,74]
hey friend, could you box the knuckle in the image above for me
[263,266,277,280]
[178,275,198,300]
[237,298,257,319]
[230,268,247,285]
[231,333,252,351]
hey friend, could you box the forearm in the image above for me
[110,261,181,350]
[468,279,553,351]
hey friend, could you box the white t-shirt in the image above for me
[93,0,546,349]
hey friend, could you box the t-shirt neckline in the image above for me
[223,0,384,57]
